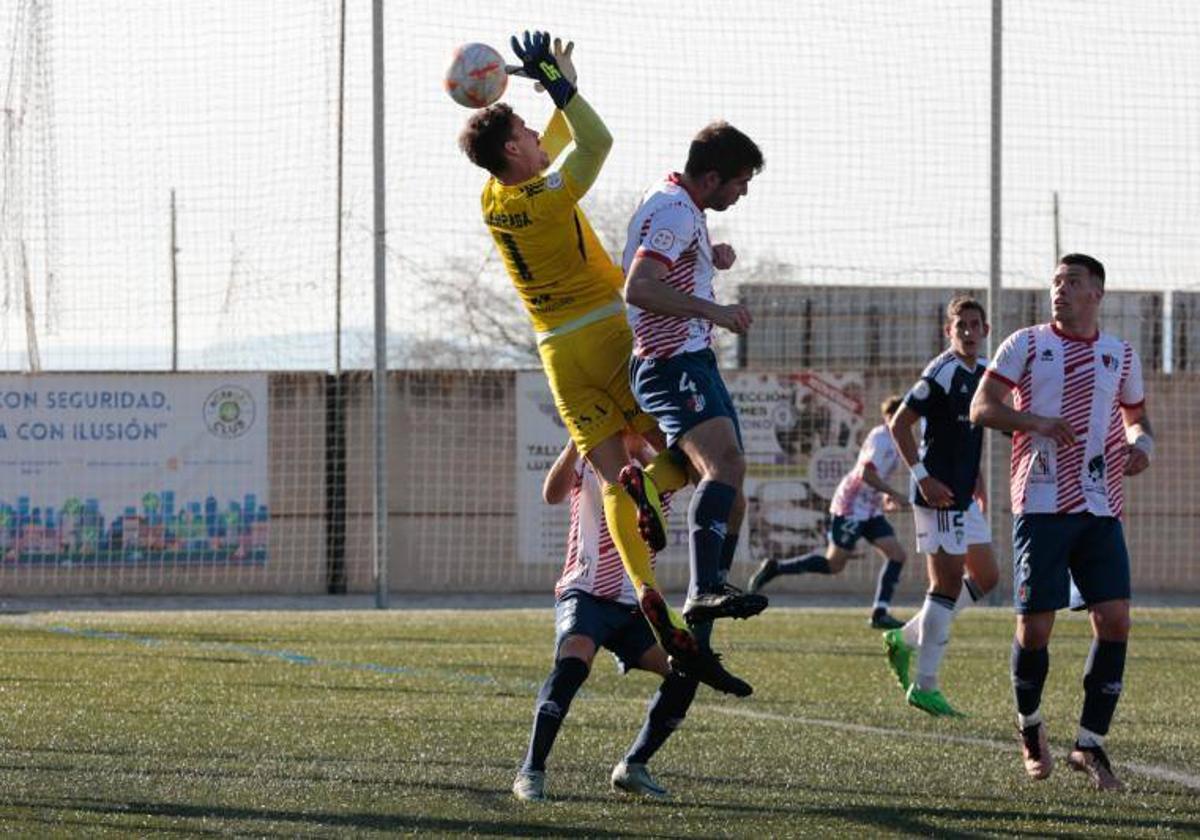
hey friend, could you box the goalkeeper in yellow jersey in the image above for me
[458,31,763,697]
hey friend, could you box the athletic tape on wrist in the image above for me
[1132,434,1154,460]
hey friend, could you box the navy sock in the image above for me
[688,480,736,597]
[718,530,740,582]
[1011,640,1050,716]
[777,552,831,575]
[522,657,589,772]
[1080,639,1127,738]
[625,672,699,765]
[873,560,904,608]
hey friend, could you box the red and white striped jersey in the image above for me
[622,173,715,359]
[554,460,673,605]
[829,424,902,520]
[985,323,1145,517]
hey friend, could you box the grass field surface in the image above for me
[0,606,1197,837]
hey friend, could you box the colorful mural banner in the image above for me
[0,374,269,567]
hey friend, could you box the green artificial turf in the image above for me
[0,607,1196,837]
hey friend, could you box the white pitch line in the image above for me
[705,704,1200,792]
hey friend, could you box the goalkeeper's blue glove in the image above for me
[509,30,576,110]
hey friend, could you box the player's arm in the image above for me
[539,110,572,163]
[1121,404,1153,477]
[624,256,753,333]
[860,464,906,504]
[888,402,954,508]
[543,440,580,505]
[556,95,612,196]
[1117,346,1151,476]
[510,31,610,196]
[969,375,1075,446]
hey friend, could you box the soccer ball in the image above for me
[444,43,507,108]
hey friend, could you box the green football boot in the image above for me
[906,685,966,718]
[882,628,913,691]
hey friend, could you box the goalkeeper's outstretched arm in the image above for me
[511,30,610,195]
[558,95,612,195]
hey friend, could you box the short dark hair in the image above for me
[684,121,764,182]
[458,103,517,176]
[946,294,987,325]
[1059,253,1106,289]
[881,394,903,420]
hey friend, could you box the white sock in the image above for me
[913,594,956,690]
[905,576,980,649]
[955,576,982,613]
[1017,709,1042,729]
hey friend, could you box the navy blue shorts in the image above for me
[630,349,742,450]
[828,514,896,551]
[1012,514,1131,614]
[554,590,657,673]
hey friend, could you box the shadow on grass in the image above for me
[801,803,1200,838]
[7,793,1199,838]
[6,797,686,838]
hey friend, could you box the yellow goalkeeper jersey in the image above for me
[480,96,625,336]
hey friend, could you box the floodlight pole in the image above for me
[170,189,178,372]
[371,0,390,608]
[987,0,1004,599]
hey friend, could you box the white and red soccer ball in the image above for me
[444,43,507,108]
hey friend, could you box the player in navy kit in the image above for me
[884,295,999,716]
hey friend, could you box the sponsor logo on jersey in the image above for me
[649,229,676,251]
[1029,445,1055,483]
[1039,348,1054,362]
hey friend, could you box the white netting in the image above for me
[2,1,1197,598]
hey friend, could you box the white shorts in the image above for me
[913,501,991,555]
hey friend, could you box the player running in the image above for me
[746,395,911,629]
[458,31,756,695]
[971,254,1153,790]
[884,295,999,716]
[513,434,701,802]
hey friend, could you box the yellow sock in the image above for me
[643,448,688,494]
[602,483,657,591]
[602,483,690,633]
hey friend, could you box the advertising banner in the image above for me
[516,370,864,567]
[0,374,269,566]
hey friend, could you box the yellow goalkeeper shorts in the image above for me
[537,310,656,456]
